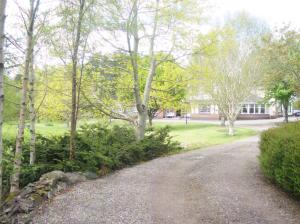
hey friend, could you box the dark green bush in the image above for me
[3,124,181,196]
[259,122,300,197]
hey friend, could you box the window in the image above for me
[260,104,265,114]
[199,105,210,113]
[249,104,255,114]
[241,103,266,114]
[255,104,259,114]
[242,104,248,113]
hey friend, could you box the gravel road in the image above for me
[33,136,300,224]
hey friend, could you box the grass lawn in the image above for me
[155,122,257,150]
[3,120,257,150]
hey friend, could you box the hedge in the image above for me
[3,124,181,197]
[259,122,300,197]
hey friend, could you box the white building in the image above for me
[189,90,293,120]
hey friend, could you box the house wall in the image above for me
[189,102,293,120]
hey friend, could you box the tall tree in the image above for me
[91,0,203,139]
[69,0,86,160]
[0,0,7,200]
[49,0,95,159]
[128,0,160,139]
[190,13,267,135]
[259,26,300,121]
[265,80,295,123]
[10,0,40,193]
[148,61,187,126]
[28,54,36,164]
[260,26,300,91]
[191,26,261,135]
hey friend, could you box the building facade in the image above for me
[189,91,293,120]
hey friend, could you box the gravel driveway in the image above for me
[33,136,300,224]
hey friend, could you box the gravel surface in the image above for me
[33,136,300,224]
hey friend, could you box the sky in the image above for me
[213,0,300,28]
[4,0,300,69]
[6,0,300,29]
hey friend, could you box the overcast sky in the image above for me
[4,0,300,69]
[213,0,300,28]
[6,0,300,31]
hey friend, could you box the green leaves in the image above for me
[260,122,300,197]
[266,80,295,105]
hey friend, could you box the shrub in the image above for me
[3,123,181,196]
[259,122,300,197]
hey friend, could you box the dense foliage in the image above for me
[259,122,300,197]
[2,123,181,196]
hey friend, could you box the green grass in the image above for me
[3,120,257,150]
[3,122,68,140]
[156,122,257,150]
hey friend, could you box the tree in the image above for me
[35,66,71,122]
[4,76,21,121]
[260,26,300,91]
[10,0,40,194]
[191,23,261,135]
[69,0,86,160]
[190,13,267,134]
[265,80,295,123]
[259,26,300,122]
[49,0,96,159]
[91,0,203,139]
[209,51,259,135]
[0,0,7,200]
[28,52,36,164]
[127,0,159,139]
[148,61,187,126]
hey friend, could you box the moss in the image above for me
[4,192,18,203]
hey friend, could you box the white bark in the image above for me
[29,56,36,165]
[127,0,159,140]
[10,0,40,193]
[228,119,235,136]
[220,116,225,127]
[0,0,7,200]
[204,51,260,136]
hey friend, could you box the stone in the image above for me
[65,173,87,185]
[82,171,98,180]
[0,171,87,224]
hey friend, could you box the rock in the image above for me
[39,171,67,183]
[0,171,87,224]
[65,173,87,185]
[82,171,98,180]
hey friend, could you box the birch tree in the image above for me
[0,0,7,200]
[48,0,95,159]
[129,0,159,139]
[191,14,267,135]
[29,54,36,164]
[69,0,86,160]
[10,0,40,193]
[88,0,203,139]
[210,52,259,135]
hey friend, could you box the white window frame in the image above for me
[241,103,266,114]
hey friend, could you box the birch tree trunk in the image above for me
[0,0,7,200]
[10,0,39,193]
[228,119,235,136]
[129,0,159,140]
[220,116,225,126]
[69,0,85,160]
[29,56,36,165]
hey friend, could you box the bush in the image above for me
[3,124,181,196]
[259,122,300,197]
